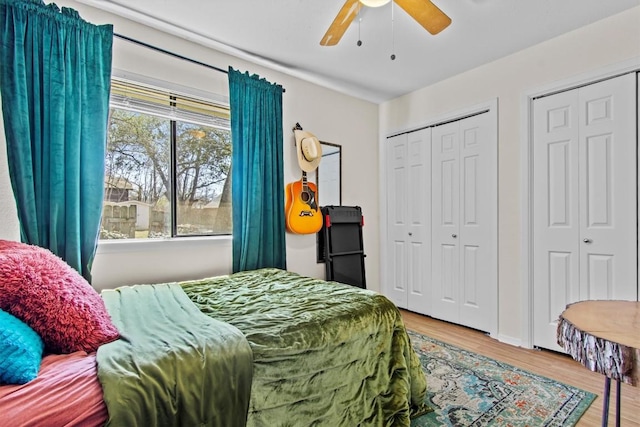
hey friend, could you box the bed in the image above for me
[0,242,428,427]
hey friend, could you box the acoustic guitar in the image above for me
[285,171,323,234]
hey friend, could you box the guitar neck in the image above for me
[301,171,308,190]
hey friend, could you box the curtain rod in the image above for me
[114,33,228,74]
[113,33,285,92]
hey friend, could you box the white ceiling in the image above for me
[80,0,640,103]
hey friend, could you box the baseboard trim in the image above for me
[496,334,525,348]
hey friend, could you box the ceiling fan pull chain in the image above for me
[357,15,363,46]
[390,1,396,60]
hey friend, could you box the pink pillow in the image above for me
[0,239,30,252]
[0,240,119,354]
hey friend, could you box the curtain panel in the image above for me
[0,0,113,281]
[228,68,286,272]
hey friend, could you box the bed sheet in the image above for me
[0,352,107,426]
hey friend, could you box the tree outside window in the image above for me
[101,80,231,239]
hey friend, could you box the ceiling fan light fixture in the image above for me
[360,0,391,7]
[320,0,451,47]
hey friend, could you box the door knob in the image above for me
[452,234,457,238]
[408,232,413,236]
[583,238,592,243]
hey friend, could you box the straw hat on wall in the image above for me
[294,129,322,172]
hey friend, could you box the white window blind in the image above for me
[110,78,230,130]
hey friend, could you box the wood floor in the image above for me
[401,310,640,426]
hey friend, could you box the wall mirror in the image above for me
[312,141,341,263]
[312,141,342,206]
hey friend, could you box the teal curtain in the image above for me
[0,0,113,281]
[228,68,286,272]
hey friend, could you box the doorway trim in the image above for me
[519,56,640,349]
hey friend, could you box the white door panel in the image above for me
[385,105,497,336]
[432,112,497,332]
[533,73,637,352]
[385,129,431,311]
[432,122,460,322]
[387,134,408,307]
[459,115,496,332]
[533,90,581,351]
[579,74,637,301]
[407,129,432,313]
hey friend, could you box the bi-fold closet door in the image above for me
[386,109,497,334]
[386,128,432,313]
[532,73,638,351]
[430,114,497,333]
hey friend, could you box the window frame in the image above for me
[103,76,232,240]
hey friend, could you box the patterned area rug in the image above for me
[409,331,596,427]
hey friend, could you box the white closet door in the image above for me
[458,114,497,331]
[387,133,409,308]
[578,75,637,301]
[385,129,431,311]
[533,73,637,351]
[406,128,432,313]
[431,121,460,321]
[431,111,496,332]
[532,90,581,351]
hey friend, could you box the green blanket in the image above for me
[181,268,428,427]
[97,283,253,427]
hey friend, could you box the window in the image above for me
[101,78,232,240]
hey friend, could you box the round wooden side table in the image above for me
[557,300,640,427]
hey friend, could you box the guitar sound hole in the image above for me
[300,192,310,203]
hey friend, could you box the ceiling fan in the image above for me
[320,0,451,46]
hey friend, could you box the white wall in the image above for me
[0,94,20,242]
[0,0,379,291]
[379,7,640,344]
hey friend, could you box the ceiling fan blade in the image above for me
[320,0,362,46]
[395,0,451,35]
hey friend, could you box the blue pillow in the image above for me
[0,309,44,384]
